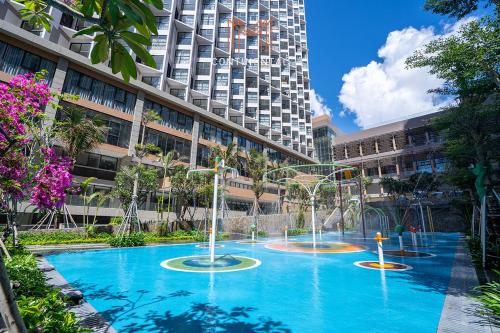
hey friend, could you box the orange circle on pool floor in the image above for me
[265,242,367,253]
[354,261,412,271]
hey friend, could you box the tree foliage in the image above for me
[53,104,107,160]
[245,149,267,208]
[111,164,159,210]
[18,0,164,81]
[423,0,499,18]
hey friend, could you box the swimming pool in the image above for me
[47,232,460,332]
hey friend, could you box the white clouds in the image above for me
[338,22,463,129]
[309,89,333,117]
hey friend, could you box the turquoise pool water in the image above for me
[47,232,460,332]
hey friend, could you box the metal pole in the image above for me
[480,195,487,267]
[339,179,345,237]
[359,176,366,239]
[311,195,317,247]
[210,171,219,263]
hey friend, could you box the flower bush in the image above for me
[0,72,74,211]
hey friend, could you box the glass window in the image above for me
[174,50,190,64]
[181,0,195,10]
[232,68,244,79]
[201,14,214,25]
[197,45,212,58]
[144,99,193,133]
[180,15,194,26]
[156,16,170,30]
[193,99,208,109]
[200,29,213,39]
[194,80,209,93]
[149,36,167,50]
[172,69,188,83]
[215,73,228,86]
[196,62,211,75]
[170,89,186,99]
[231,83,244,95]
[177,32,192,45]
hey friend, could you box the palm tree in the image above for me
[246,149,267,221]
[158,150,178,223]
[208,142,240,218]
[53,104,107,160]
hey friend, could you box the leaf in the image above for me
[72,25,103,38]
[80,177,96,191]
[120,31,151,46]
[122,37,156,68]
[90,39,109,63]
[121,51,136,80]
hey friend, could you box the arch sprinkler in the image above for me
[263,163,356,248]
[187,156,238,263]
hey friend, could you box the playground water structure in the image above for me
[47,231,461,332]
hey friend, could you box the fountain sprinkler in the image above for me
[250,223,256,242]
[395,224,405,253]
[409,226,418,247]
[284,225,288,246]
[374,232,389,267]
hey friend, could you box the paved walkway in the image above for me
[438,241,499,333]
[27,243,110,253]
[37,257,117,333]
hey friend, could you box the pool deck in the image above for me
[437,241,499,333]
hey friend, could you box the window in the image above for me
[156,16,170,30]
[197,45,212,58]
[232,68,244,79]
[0,41,56,82]
[247,36,257,46]
[246,77,258,88]
[180,15,194,26]
[149,36,167,50]
[142,76,161,89]
[145,128,191,159]
[215,73,228,86]
[138,55,164,70]
[201,14,214,25]
[62,69,136,114]
[245,107,256,118]
[172,69,188,83]
[58,103,132,148]
[216,57,229,69]
[219,13,231,24]
[260,114,270,126]
[213,90,227,101]
[196,62,211,75]
[218,27,230,38]
[193,99,208,110]
[174,50,190,64]
[231,83,244,95]
[69,43,91,57]
[202,0,215,10]
[144,99,193,133]
[170,88,186,99]
[181,0,195,10]
[231,99,243,111]
[194,80,209,93]
[200,122,233,146]
[247,92,258,103]
[213,108,226,117]
[177,32,192,45]
[217,41,229,51]
[200,29,213,39]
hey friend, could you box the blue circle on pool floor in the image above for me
[183,257,242,268]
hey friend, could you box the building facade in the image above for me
[312,113,447,197]
[0,0,316,221]
[312,114,340,163]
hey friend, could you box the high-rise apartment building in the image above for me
[0,0,315,220]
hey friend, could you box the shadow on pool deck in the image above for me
[72,281,291,333]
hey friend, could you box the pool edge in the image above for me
[437,240,497,333]
[37,257,118,333]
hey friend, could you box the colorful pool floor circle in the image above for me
[354,261,413,271]
[160,255,261,273]
[383,250,435,258]
[238,240,263,244]
[265,241,367,253]
[195,244,224,248]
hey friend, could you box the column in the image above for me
[359,142,363,156]
[44,58,69,124]
[392,135,397,150]
[128,91,145,156]
[189,114,200,169]
[374,139,379,154]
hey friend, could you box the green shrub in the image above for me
[16,231,110,245]
[158,222,170,237]
[287,228,309,236]
[4,251,83,332]
[257,230,268,237]
[108,232,146,247]
[5,252,47,297]
[17,290,84,333]
[109,216,123,225]
[474,270,500,321]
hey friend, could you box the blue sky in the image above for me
[305,0,452,133]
